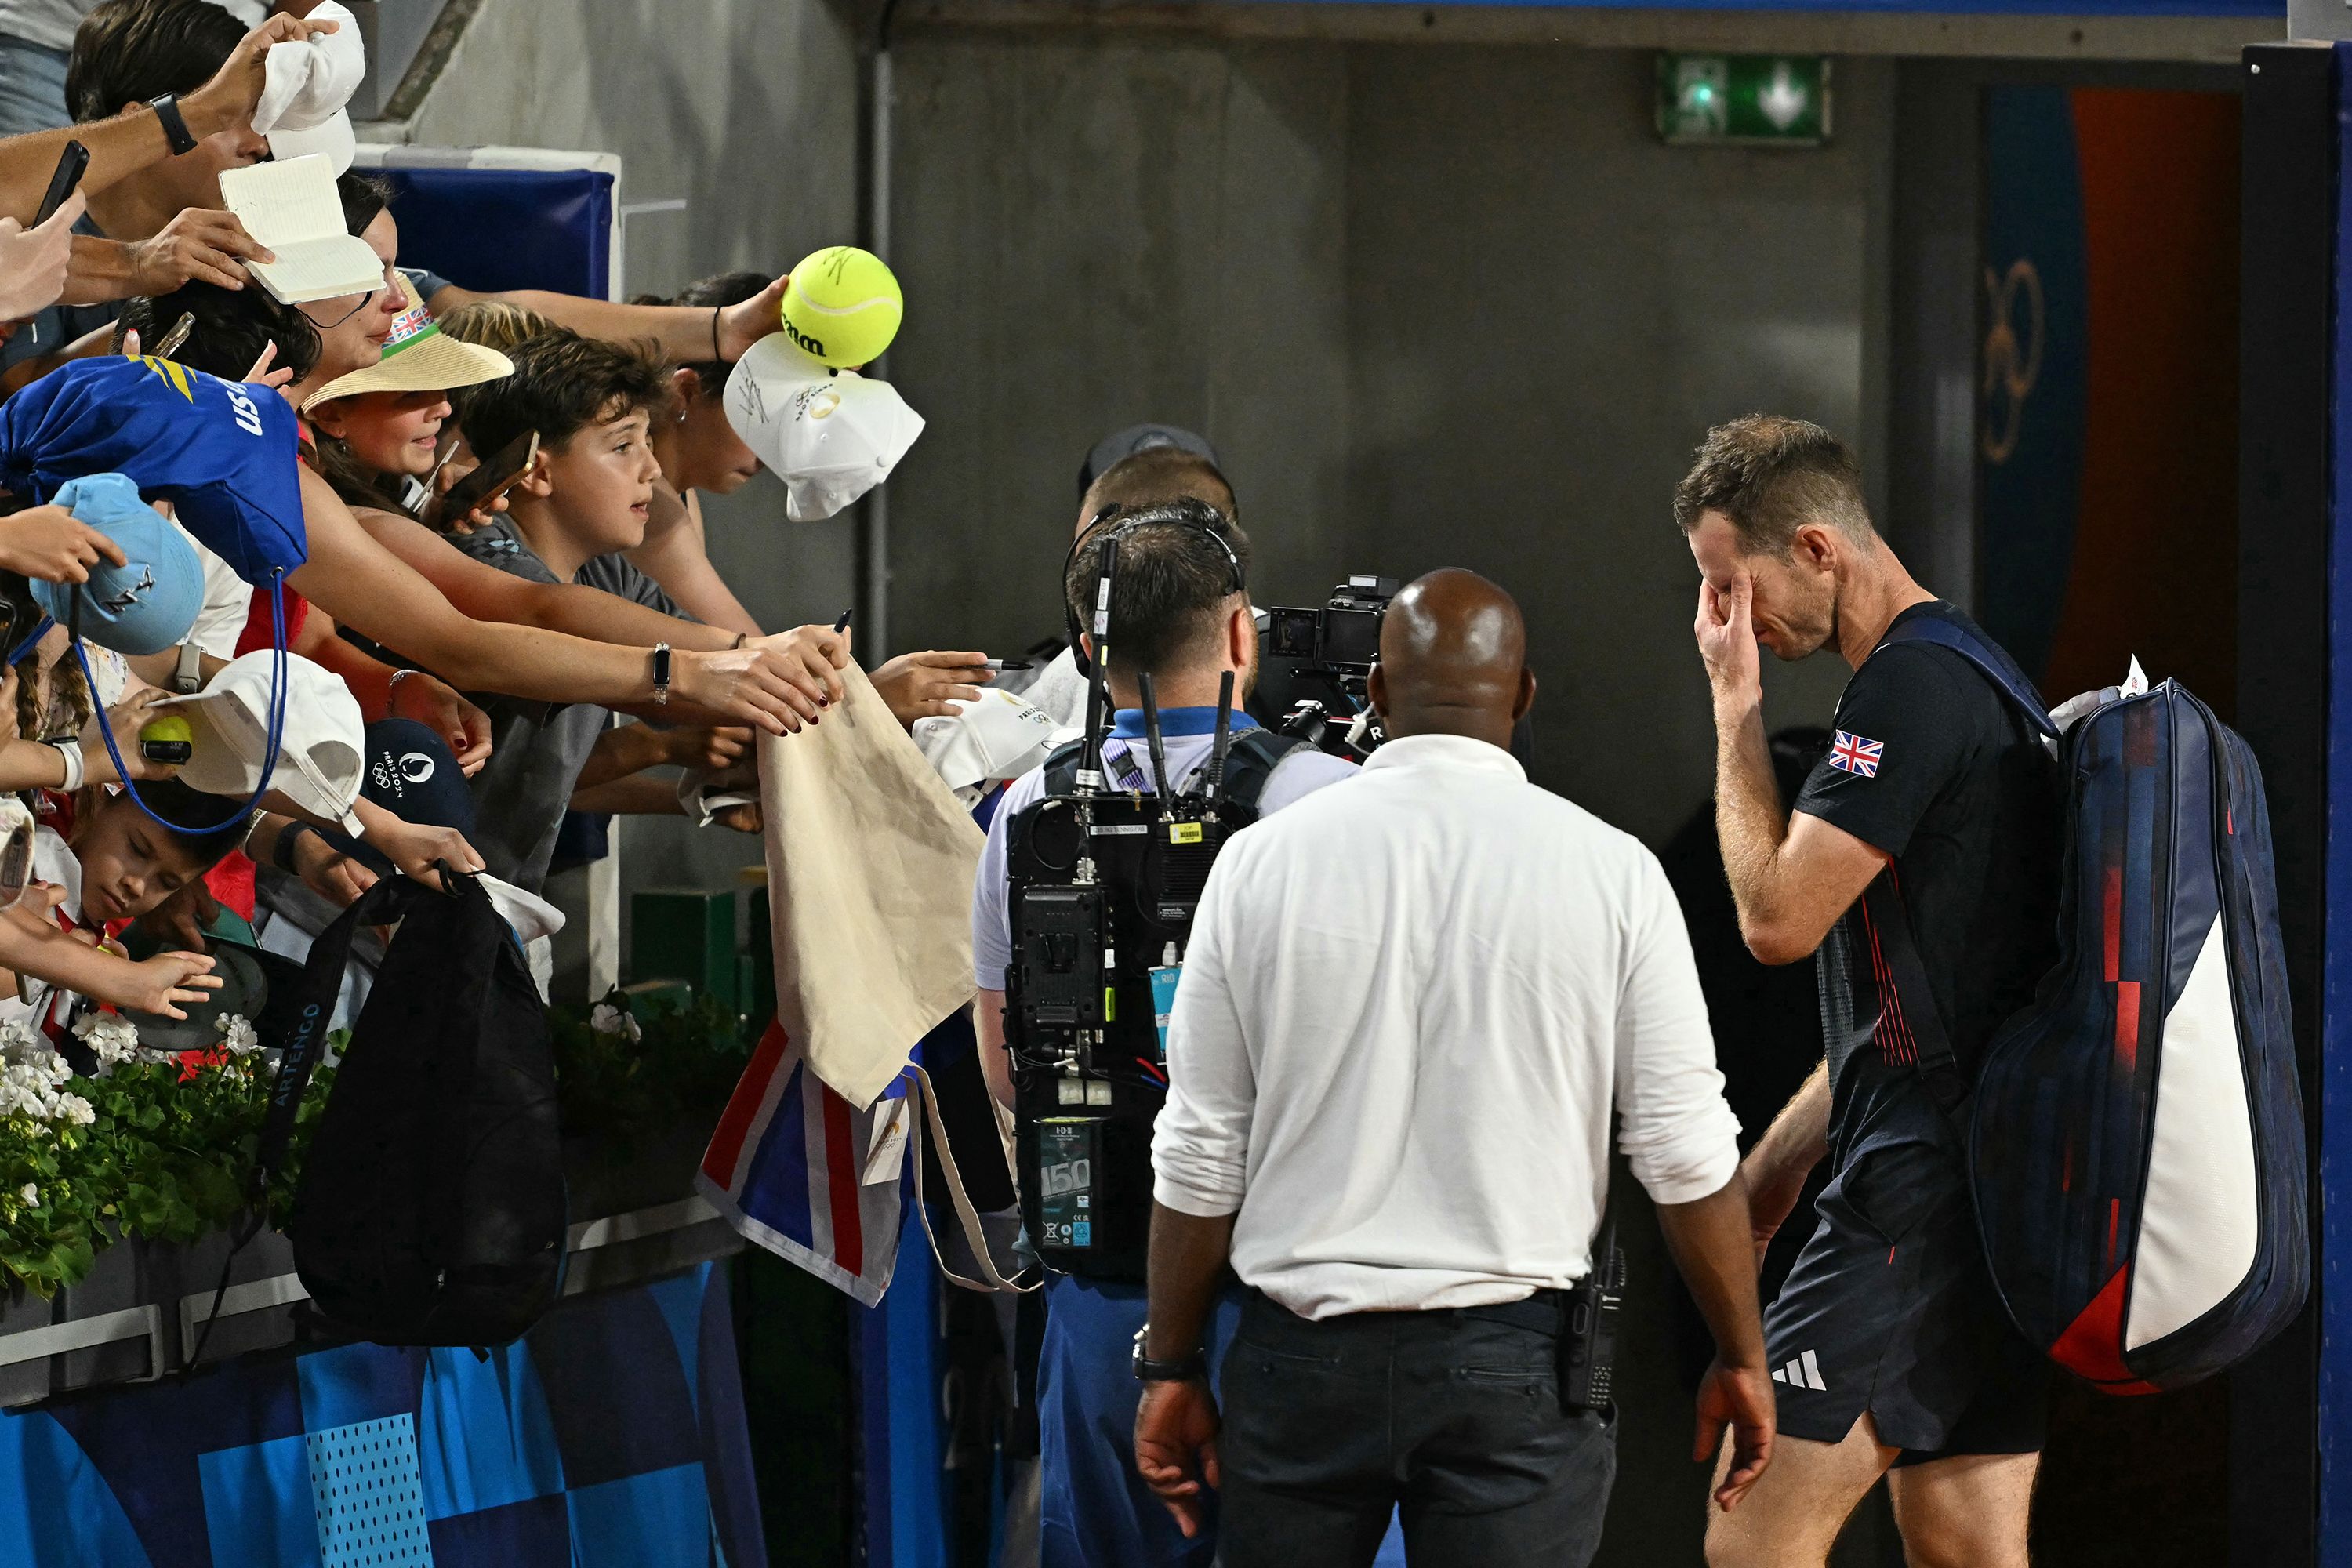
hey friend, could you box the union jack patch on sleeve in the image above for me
[1828,731,1884,777]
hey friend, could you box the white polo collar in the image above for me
[1356,731,1526,783]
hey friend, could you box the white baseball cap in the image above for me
[912,688,1065,796]
[156,651,365,833]
[724,336,924,521]
[254,1,365,176]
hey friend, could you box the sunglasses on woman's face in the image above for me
[301,260,402,331]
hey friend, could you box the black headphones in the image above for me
[1061,501,1246,678]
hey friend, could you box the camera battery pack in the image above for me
[1017,886,1105,1028]
[1036,1117,1102,1252]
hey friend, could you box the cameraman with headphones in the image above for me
[972,499,1356,1568]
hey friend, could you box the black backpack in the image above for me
[267,870,568,1346]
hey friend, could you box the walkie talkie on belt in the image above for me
[1559,1210,1625,1415]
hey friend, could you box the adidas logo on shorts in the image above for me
[1771,1349,1828,1392]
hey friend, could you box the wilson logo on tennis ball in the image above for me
[782,319,828,360]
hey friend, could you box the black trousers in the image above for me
[1216,1289,1616,1568]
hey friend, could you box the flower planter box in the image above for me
[0,1117,738,1409]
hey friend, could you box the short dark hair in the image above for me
[114,779,253,871]
[67,0,242,123]
[116,281,322,385]
[1063,497,1250,680]
[670,270,772,397]
[455,328,670,464]
[1671,415,1875,555]
[1081,448,1240,526]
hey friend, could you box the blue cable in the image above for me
[75,568,292,837]
[7,615,53,667]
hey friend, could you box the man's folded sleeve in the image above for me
[1614,854,1743,1206]
[1151,862,1256,1218]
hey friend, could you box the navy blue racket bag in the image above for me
[1970,680,2305,1391]
[1875,619,2307,1393]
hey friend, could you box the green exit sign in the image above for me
[1656,55,1832,146]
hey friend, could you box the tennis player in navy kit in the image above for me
[1678,417,2059,1568]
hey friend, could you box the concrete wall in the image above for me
[394,9,1895,954]
[884,37,1887,850]
[403,0,867,976]
[401,16,1909,1553]
[883,35,1899,1560]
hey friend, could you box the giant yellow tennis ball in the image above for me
[779,246,902,368]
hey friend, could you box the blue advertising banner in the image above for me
[0,1262,763,1567]
[1977,84,2089,688]
[2324,41,2352,1568]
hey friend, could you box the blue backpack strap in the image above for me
[1875,615,2058,739]
[1861,615,2056,1118]
[1038,727,1306,809]
[1198,728,1311,813]
[1038,737,1087,797]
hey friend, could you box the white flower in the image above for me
[590,1002,641,1043]
[52,1092,93,1126]
[0,1019,50,1068]
[74,1011,141,1069]
[0,1038,71,1120]
[216,1014,259,1057]
[16,1182,35,1207]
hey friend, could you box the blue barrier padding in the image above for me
[0,1261,761,1566]
[854,1220,951,1568]
[378,167,613,299]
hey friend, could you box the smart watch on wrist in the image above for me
[651,642,673,706]
[148,93,198,156]
[1131,1326,1207,1384]
[274,821,318,876]
[172,641,204,695]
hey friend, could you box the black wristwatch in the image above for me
[148,93,198,156]
[1132,1326,1207,1384]
[273,820,317,875]
[651,641,673,706]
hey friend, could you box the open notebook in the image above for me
[218,154,385,304]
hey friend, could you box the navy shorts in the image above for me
[1763,1137,2049,1461]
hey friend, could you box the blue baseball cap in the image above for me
[29,472,203,655]
[360,718,478,836]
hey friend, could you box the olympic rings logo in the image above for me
[1980,258,2044,465]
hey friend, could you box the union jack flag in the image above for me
[1828,730,1884,778]
[699,1018,913,1306]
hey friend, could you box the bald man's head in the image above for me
[1367,569,1535,750]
